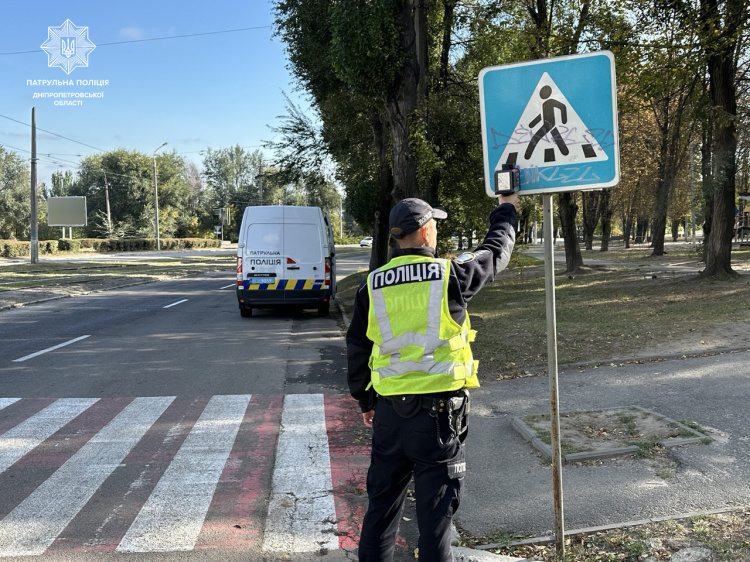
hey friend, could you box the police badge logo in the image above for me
[41,19,96,74]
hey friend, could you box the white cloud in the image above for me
[119,27,145,41]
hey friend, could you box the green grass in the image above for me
[334,245,750,377]
[468,259,750,377]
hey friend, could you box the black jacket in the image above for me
[346,203,518,412]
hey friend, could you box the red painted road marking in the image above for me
[48,397,209,554]
[196,393,283,550]
[324,394,370,550]
[0,398,131,522]
[0,398,56,438]
[0,395,389,556]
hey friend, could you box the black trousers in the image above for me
[358,399,466,562]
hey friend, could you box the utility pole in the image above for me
[104,170,112,237]
[152,142,167,250]
[30,107,38,264]
[259,163,263,205]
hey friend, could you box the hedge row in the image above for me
[1,238,221,258]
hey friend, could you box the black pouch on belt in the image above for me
[390,395,423,418]
[450,390,470,441]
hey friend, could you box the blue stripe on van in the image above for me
[241,279,325,291]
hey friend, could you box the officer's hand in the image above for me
[362,410,375,428]
[498,192,520,211]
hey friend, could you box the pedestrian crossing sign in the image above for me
[479,51,619,196]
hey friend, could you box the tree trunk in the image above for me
[386,0,421,202]
[703,53,737,277]
[581,191,600,251]
[701,0,743,277]
[558,192,583,273]
[671,218,680,241]
[635,218,649,244]
[426,0,457,206]
[651,100,674,257]
[623,216,633,249]
[599,189,612,251]
[370,113,394,271]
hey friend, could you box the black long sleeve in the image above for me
[346,203,518,410]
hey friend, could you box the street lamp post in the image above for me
[153,142,167,250]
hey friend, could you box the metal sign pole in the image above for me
[542,193,565,556]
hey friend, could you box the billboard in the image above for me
[48,196,87,226]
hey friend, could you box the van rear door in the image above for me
[282,222,324,299]
[242,222,285,301]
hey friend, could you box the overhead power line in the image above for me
[0,113,105,152]
[0,25,272,56]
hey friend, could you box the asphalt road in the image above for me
[4,245,746,561]
[0,249,407,562]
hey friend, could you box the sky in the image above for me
[0,0,307,187]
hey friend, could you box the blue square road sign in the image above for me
[479,51,619,196]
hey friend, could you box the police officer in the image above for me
[347,194,519,562]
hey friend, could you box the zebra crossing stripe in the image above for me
[116,395,252,553]
[262,394,338,553]
[194,393,283,550]
[46,397,210,553]
[0,398,99,476]
[0,398,134,527]
[0,396,174,557]
[0,398,19,412]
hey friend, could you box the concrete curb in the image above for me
[453,546,525,561]
[474,505,750,551]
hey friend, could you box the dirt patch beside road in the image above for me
[521,407,707,458]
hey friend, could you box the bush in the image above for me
[1,240,60,258]
[1,237,221,257]
[58,239,82,252]
[40,241,58,255]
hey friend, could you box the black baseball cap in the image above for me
[389,198,448,239]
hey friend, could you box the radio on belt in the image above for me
[493,164,520,196]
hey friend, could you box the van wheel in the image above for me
[240,307,253,318]
[317,301,330,317]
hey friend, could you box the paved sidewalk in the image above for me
[460,349,750,540]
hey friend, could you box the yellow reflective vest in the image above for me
[366,255,480,395]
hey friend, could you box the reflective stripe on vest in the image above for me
[366,257,476,389]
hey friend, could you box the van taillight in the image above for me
[324,258,331,288]
[236,257,243,286]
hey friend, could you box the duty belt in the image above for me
[378,393,465,416]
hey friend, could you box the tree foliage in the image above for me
[0,147,31,239]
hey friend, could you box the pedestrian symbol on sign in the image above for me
[525,85,569,161]
[498,72,607,172]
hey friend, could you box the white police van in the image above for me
[236,205,336,317]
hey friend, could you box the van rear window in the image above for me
[284,224,322,262]
[247,224,283,254]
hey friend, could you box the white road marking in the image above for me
[116,394,251,553]
[0,396,174,557]
[0,398,20,412]
[162,299,188,309]
[0,398,98,475]
[219,284,235,289]
[262,394,338,553]
[12,335,91,363]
